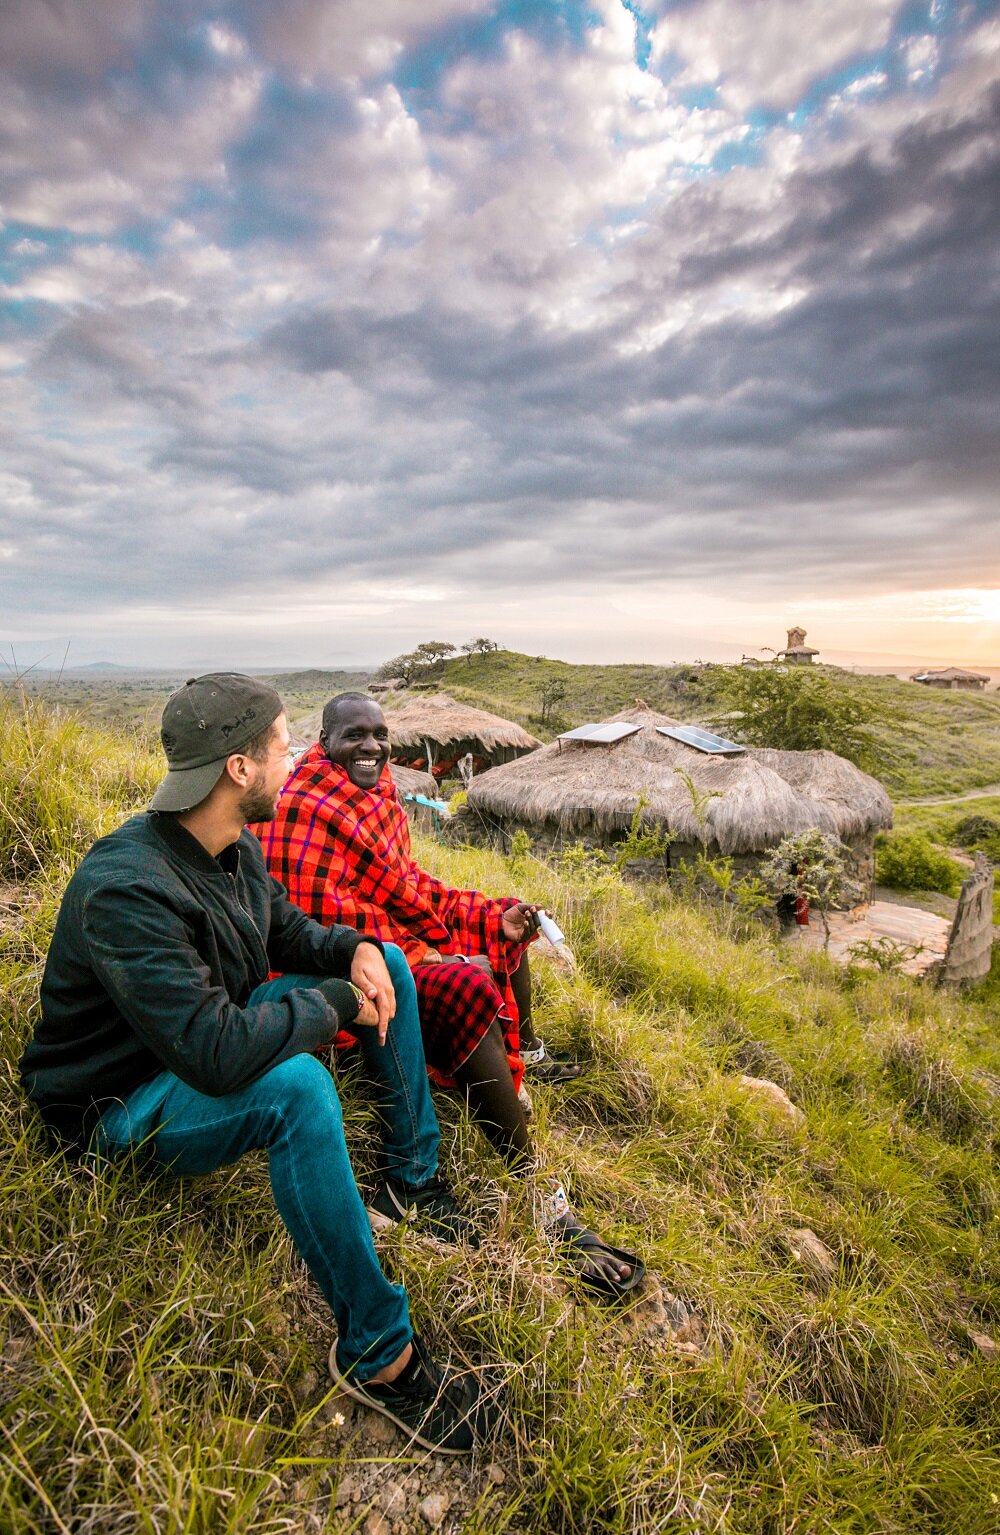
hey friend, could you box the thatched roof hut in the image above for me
[777,625,819,664]
[383,693,541,779]
[910,667,989,690]
[464,707,892,889]
[387,762,445,831]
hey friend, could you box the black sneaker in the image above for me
[367,1174,482,1248]
[329,1334,491,1455]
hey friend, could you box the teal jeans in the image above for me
[91,944,438,1379]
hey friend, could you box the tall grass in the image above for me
[0,689,161,883]
[3,701,1000,1532]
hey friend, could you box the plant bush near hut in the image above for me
[759,828,855,940]
[953,814,1000,862]
[874,830,964,897]
[7,697,1000,1533]
[710,665,884,769]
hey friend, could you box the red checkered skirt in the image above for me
[334,958,519,1090]
[413,960,513,1083]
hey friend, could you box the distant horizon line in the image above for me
[4,645,999,677]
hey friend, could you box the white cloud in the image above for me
[1,0,998,665]
[650,0,898,111]
[241,0,494,79]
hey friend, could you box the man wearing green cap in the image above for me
[20,673,493,1455]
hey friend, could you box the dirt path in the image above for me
[897,783,1000,808]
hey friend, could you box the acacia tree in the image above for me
[712,666,882,770]
[376,640,458,685]
[375,652,420,685]
[461,637,500,662]
[538,678,568,724]
[413,640,457,667]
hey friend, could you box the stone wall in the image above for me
[446,807,877,905]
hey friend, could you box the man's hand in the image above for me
[351,944,396,1046]
[417,949,444,964]
[501,901,540,943]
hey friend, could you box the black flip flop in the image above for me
[554,1217,646,1301]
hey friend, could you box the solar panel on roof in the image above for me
[558,722,643,744]
[657,725,745,755]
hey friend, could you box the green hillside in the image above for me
[433,649,706,732]
[428,652,1000,801]
[7,652,1000,802]
[3,691,1000,1533]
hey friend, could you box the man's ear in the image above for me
[222,752,254,789]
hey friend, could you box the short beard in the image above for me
[239,776,278,825]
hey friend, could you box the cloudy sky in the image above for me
[2,0,998,671]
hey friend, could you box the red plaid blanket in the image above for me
[252,745,528,1087]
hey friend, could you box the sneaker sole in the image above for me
[328,1346,475,1456]
[366,1205,397,1233]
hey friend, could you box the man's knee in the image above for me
[461,965,504,1009]
[264,1053,341,1122]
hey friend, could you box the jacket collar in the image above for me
[147,811,241,877]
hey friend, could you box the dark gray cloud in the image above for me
[1,1,998,662]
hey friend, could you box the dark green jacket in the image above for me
[20,812,379,1147]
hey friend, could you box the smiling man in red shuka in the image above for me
[252,692,644,1300]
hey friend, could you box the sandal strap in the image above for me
[535,1178,573,1230]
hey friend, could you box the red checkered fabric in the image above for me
[252,745,528,1088]
[412,959,512,1080]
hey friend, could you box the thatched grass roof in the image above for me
[388,763,439,801]
[911,667,989,684]
[383,694,540,753]
[466,708,892,854]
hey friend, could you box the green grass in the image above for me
[426,654,1000,801]
[4,699,1000,1531]
[894,797,1000,847]
[883,803,1000,922]
[9,651,1000,803]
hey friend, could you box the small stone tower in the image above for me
[780,627,819,664]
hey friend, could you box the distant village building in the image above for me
[910,667,989,691]
[778,626,819,665]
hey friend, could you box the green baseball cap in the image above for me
[150,672,284,812]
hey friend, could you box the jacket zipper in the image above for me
[228,872,269,981]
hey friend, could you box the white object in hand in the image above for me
[536,910,566,946]
[536,909,576,970]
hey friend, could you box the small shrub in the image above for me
[847,935,925,973]
[611,796,672,872]
[874,831,963,896]
[953,814,1000,861]
[505,827,533,878]
[759,828,854,942]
